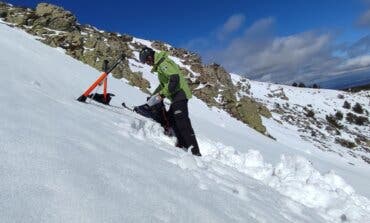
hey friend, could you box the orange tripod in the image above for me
[77,54,125,103]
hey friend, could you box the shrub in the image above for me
[346,112,368,126]
[343,101,351,109]
[0,11,7,18]
[335,111,343,120]
[335,138,356,149]
[346,112,355,123]
[355,116,368,126]
[292,82,298,87]
[305,109,315,118]
[298,82,306,87]
[311,130,317,137]
[312,84,319,89]
[362,156,370,165]
[352,103,363,114]
[326,115,343,129]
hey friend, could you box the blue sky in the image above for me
[8,0,370,88]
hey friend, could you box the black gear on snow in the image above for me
[88,93,115,105]
[133,101,169,129]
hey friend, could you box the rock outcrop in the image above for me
[34,3,77,31]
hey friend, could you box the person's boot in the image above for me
[191,146,202,156]
[175,141,181,148]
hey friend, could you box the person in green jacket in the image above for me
[139,47,201,156]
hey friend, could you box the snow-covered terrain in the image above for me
[230,74,369,154]
[1,22,370,222]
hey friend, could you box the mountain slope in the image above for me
[127,38,370,197]
[1,19,370,223]
[229,74,370,162]
[1,2,368,164]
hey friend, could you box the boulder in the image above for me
[200,63,233,86]
[34,3,76,31]
[118,34,133,42]
[40,34,66,47]
[65,32,83,48]
[3,6,36,26]
[193,86,219,107]
[29,26,55,36]
[0,10,7,18]
[170,47,188,59]
[230,97,268,134]
[6,13,27,25]
[84,34,99,48]
[112,64,150,94]
[151,41,168,51]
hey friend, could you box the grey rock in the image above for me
[35,3,77,31]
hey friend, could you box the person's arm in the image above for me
[160,74,179,97]
[168,74,179,94]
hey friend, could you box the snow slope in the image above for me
[229,73,370,195]
[0,22,370,222]
[132,38,370,199]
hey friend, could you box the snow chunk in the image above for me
[177,154,198,170]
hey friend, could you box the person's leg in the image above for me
[168,103,186,148]
[170,100,201,156]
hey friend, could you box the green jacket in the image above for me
[152,51,192,101]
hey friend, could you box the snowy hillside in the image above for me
[1,21,370,223]
[230,73,370,164]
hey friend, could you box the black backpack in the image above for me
[133,102,169,128]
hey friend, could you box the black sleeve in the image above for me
[168,74,179,94]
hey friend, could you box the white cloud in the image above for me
[217,14,245,40]
[205,17,370,85]
[338,55,370,73]
[248,33,330,74]
[348,35,370,56]
[345,54,370,67]
[182,37,210,51]
[184,15,370,86]
[244,17,274,37]
[210,18,335,83]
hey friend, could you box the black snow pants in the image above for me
[168,100,201,156]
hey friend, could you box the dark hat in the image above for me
[139,47,155,63]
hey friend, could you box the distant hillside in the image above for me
[342,83,370,92]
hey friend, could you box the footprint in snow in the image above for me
[30,80,41,88]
